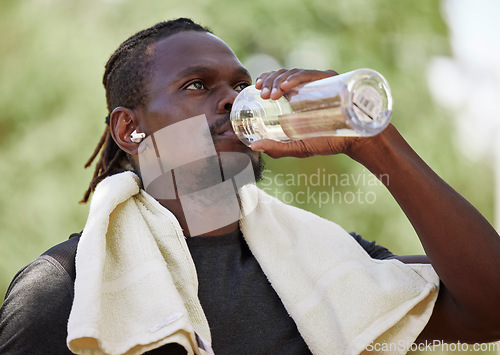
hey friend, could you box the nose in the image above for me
[217,87,238,114]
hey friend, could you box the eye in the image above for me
[185,81,207,90]
[234,82,250,93]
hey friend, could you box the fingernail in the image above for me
[271,88,279,97]
[261,87,270,96]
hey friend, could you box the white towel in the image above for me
[67,172,212,355]
[239,184,439,355]
[68,171,439,355]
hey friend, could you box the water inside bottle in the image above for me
[230,73,391,146]
[231,90,361,145]
[230,90,293,145]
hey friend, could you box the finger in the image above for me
[250,139,313,159]
[251,135,358,158]
[255,71,275,89]
[280,69,338,92]
[269,69,301,100]
[260,69,288,99]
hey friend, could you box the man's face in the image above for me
[131,31,262,234]
[138,31,255,157]
[133,30,263,210]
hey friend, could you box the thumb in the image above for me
[250,139,312,158]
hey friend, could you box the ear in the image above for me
[109,107,143,155]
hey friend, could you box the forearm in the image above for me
[347,124,500,324]
[252,68,500,339]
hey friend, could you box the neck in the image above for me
[157,198,240,237]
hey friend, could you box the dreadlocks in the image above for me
[81,18,211,203]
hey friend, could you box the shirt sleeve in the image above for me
[349,232,395,260]
[0,256,74,354]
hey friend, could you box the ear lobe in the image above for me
[109,107,143,155]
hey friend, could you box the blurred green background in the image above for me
[0,0,496,353]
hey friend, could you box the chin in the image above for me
[214,148,262,183]
[212,133,264,182]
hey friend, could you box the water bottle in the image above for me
[230,68,393,146]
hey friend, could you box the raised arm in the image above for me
[251,69,500,343]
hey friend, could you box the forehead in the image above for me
[150,31,246,81]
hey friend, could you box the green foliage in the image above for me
[0,4,494,348]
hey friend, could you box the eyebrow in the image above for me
[172,65,252,83]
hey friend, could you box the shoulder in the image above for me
[41,232,81,282]
[3,231,81,304]
[0,233,80,354]
[349,232,395,260]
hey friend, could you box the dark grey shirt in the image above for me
[0,231,393,354]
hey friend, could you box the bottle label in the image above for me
[352,86,383,123]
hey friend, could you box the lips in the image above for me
[214,120,237,137]
[209,116,248,149]
[214,128,239,143]
[219,129,237,137]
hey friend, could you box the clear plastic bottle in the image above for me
[230,68,393,146]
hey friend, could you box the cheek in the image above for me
[143,103,188,133]
[145,97,210,133]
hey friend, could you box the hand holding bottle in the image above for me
[231,68,392,158]
[255,68,338,100]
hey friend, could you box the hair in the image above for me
[81,18,211,203]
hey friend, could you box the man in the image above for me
[0,18,499,354]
